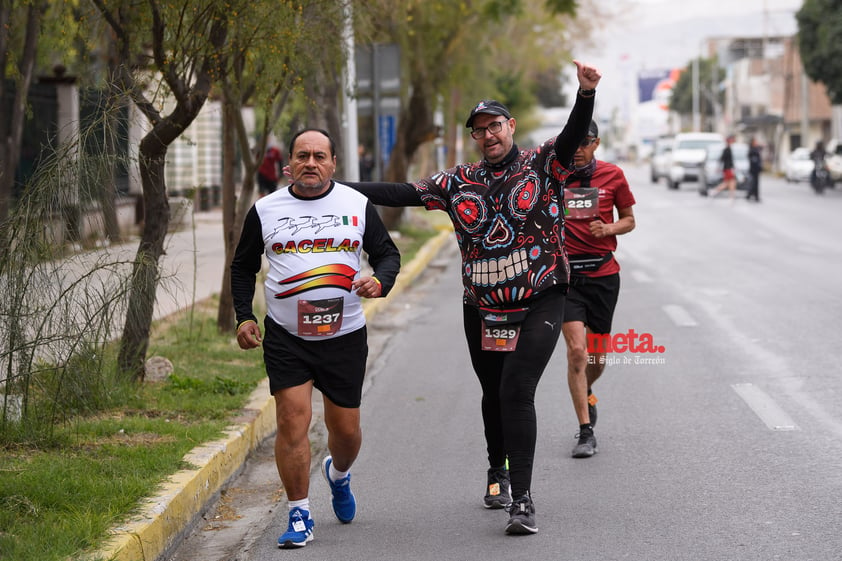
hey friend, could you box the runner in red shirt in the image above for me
[561,120,636,458]
[257,144,285,196]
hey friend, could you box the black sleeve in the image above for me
[362,201,401,296]
[344,181,424,207]
[553,92,595,168]
[230,206,264,326]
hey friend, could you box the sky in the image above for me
[569,0,806,117]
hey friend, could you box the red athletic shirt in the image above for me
[563,161,635,277]
[258,146,284,182]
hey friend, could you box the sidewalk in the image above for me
[90,208,453,561]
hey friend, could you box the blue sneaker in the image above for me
[277,507,314,549]
[321,456,356,523]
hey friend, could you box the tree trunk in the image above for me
[216,101,239,332]
[98,101,122,243]
[380,74,439,230]
[0,2,43,226]
[108,2,228,381]
[117,141,169,381]
[100,38,125,244]
[445,90,461,169]
[218,93,263,333]
[216,77,293,333]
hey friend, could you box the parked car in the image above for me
[666,132,725,190]
[783,147,814,183]
[650,136,673,184]
[698,142,751,194]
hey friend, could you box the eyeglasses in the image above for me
[579,137,597,148]
[470,120,508,140]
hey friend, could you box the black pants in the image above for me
[747,172,760,200]
[463,288,565,498]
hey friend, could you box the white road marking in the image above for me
[731,383,799,431]
[662,304,698,327]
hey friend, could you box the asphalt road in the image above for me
[168,164,842,561]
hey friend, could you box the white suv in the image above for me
[666,132,725,190]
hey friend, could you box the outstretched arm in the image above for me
[343,181,424,207]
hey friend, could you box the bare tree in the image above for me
[213,0,345,333]
[92,0,228,380]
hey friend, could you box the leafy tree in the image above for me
[362,0,583,228]
[212,0,346,333]
[797,0,842,104]
[89,0,229,381]
[669,56,724,131]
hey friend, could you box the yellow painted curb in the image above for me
[90,380,275,561]
[87,225,453,561]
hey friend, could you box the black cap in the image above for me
[588,119,599,138]
[466,100,512,128]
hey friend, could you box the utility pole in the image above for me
[371,45,382,181]
[800,69,810,148]
[341,1,360,181]
[692,56,700,131]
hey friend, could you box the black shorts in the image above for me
[257,172,278,195]
[262,316,368,408]
[563,273,620,334]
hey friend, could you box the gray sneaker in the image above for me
[505,492,538,535]
[483,466,511,509]
[571,431,598,458]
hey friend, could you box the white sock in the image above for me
[329,462,350,482]
[289,498,310,513]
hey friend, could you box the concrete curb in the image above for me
[91,226,453,561]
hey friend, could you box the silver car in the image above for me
[649,136,673,184]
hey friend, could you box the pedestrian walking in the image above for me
[746,137,762,202]
[710,135,737,201]
[257,143,285,197]
[560,119,636,458]
[346,60,601,535]
[810,140,830,194]
[230,128,401,549]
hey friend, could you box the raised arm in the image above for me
[554,60,602,167]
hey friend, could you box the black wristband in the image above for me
[578,88,596,98]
